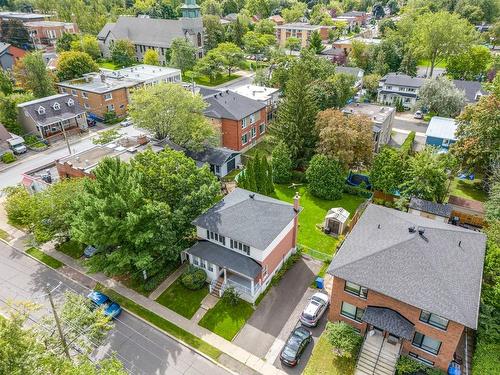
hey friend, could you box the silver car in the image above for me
[300,292,329,327]
[120,117,133,127]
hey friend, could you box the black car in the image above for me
[279,326,312,367]
[87,119,97,127]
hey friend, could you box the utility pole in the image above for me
[46,284,71,361]
[59,119,72,155]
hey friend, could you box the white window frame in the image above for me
[82,91,88,99]
[103,93,113,101]
[251,127,256,139]
[241,133,248,145]
[259,123,266,135]
[71,89,77,96]
[242,117,248,129]
[52,102,60,110]
[37,106,46,115]
[67,98,74,106]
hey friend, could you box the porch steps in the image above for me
[210,279,224,297]
[355,338,399,375]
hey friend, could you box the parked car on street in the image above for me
[7,136,27,155]
[300,292,329,327]
[414,110,423,119]
[279,326,312,367]
[87,291,122,319]
[120,117,133,127]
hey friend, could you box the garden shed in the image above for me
[324,207,350,235]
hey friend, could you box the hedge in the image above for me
[343,184,372,198]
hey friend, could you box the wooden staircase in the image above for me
[210,278,224,297]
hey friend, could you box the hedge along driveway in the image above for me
[155,279,209,319]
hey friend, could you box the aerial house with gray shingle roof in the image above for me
[327,204,486,372]
[183,188,301,303]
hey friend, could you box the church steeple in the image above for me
[181,0,201,19]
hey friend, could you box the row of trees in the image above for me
[237,152,274,195]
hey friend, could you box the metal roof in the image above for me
[409,197,452,218]
[328,204,486,329]
[426,116,457,140]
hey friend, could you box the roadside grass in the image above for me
[449,177,488,202]
[26,247,63,269]
[182,72,241,87]
[56,239,85,259]
[303,333,356,375]
[94,284,222,359]
[156,279,208,319]
[198,298,254,341]
[0,228,10,241]
[272,184,365,256]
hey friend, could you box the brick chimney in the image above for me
[293,192,300,211]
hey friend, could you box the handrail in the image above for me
[372,338,385,375]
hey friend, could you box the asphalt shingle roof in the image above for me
[362,307,415,340]
[185,147,239,166]
[186,240,262,278]
[203,91,266,120]
[452,80,488,103]
[409,197,452,218]
[328,204,486,329]
[192,188,298,250]
[382,73,425,88]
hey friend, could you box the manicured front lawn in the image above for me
[198,298,254,341]
[303,333,356,375]
[272,184,365,257]
[182,72,241,87]
[56,239,85,259]
[449,177,488,202]
[95,284,222,359]
[26,248,63,269]
[156,279,208,319]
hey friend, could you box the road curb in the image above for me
[0,238,239,375]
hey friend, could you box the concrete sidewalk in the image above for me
[37,242,286,375]
[148,262,187,300]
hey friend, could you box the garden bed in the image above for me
[303,333,356,375]
[272,184,365,257]
[155,279,208,319]
[198,298,254,341]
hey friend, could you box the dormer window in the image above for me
[52,102,60,110]
[37,106,46,115]
[67,98,74,106]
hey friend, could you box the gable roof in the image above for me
[336,66,364,78]
[203,90,266,120]
[192,188,299,250]
[18,93,85,127]
[426,116,457,140]
[328,204,486,329]
[185,146,239,167]
[98,16,186,48]
[409,197,452,218]
[452,80,488,103]
[382,73,425,88]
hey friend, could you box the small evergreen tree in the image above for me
[306,154,344,200]
[245,160,257,192]
[261,155,274,194]
[253,153,266,194]
[272,141,293,184]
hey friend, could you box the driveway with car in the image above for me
[233,256,322,358]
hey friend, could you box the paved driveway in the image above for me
[233,256,322,358]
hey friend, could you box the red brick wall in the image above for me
[329,276,465,371]
[261,222,296,277]
[56,162,94,179]
[218,107,267,151]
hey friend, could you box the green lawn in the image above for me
[95,284,222,359]
[156,279,208,319]
[272,185,366,257]
[417,58,447,68]
[449,177,488,202]
[198,298,254,341]
[221,168,241,182]
[98,61,137,70]
[182,72,241,87]
[56,240,85,259]
[242,136,275,162]
[26,248,63,269]
[303,333,356,375]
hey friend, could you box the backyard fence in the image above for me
[299,244,333,262]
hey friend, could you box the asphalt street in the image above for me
[0,241,231,375]
[0,125,145,190]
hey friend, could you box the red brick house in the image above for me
[184,188,301,303]
[25,21,78,48]
[327,204,486,373]
[202,90,267,152]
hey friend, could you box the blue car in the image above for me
[87,291,122,319]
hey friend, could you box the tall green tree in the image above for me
[57,51,99,81]
[201,0,222,16]
[110,39,135,67]
[446,45,492,80]
[225,17,247,47]
[270,65,318,165]
[0,69,13,95]
[0,19,30,48]
[56,32,79,52]
[193,50,225,82]
[272,141,293,184]
[417,76,466,117]
[211,42,245,76]
[169,37,197,72]
[306,154,345,200]
[71,34,101,60]
[0,92,34,134]
[13,52,56,98]
[261,154,274,195]
[245,0,279,17]
[143,48,160,65]
[369,147,405,194]
[203,15,226,51]
[128,83,217,150]
[308,31,325,54]
[312,73,356,110]
[282,2,307,22]
[411,11,478,77]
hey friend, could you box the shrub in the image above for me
[396,355,427,374]
[325,321,362,358]
[400,131,415,155]
[1,151,16,164]
[291,170,307,183]
[180,266,207,290]
[222,286,240,306]
[343,184,372,198]
[104,110,118,124]
[306,154,344,200]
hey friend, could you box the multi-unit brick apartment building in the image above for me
[25,20,78,48]
[185,188,301,303]
[275,22,332,48]
[328,204,485,372]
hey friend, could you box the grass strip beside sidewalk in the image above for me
[26,247,64,269]
[95,284,222,360]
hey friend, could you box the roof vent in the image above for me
[418,228,425,235]
[249,193,255,199]
[377,224,381,229]
[408,226,416,233]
